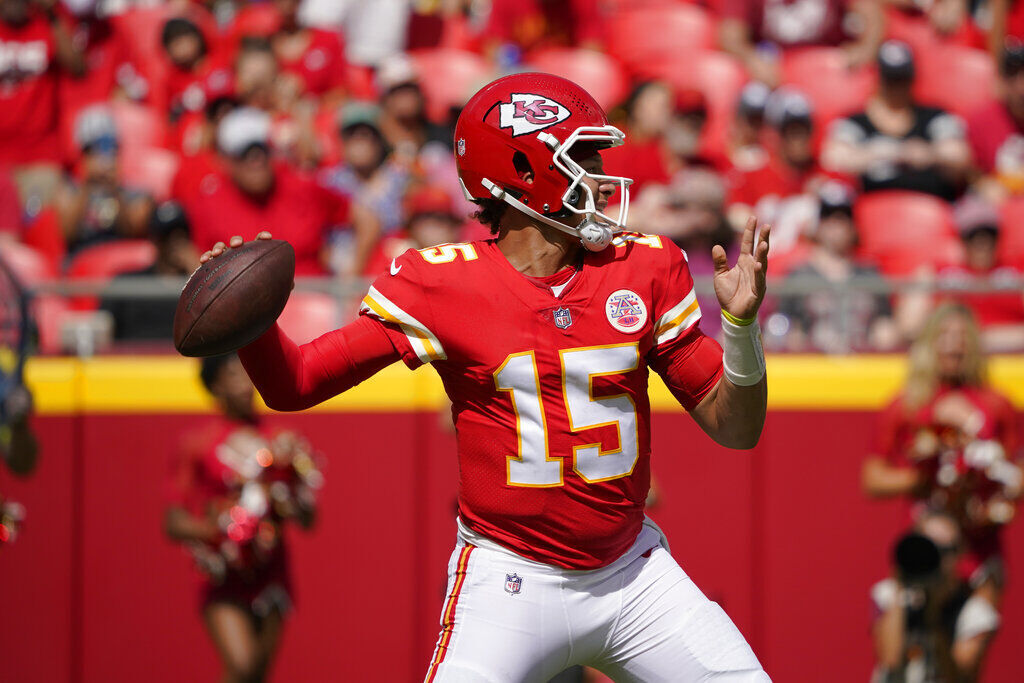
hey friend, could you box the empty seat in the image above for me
[277,292,342,345]
[0,242,56,286]
[409,49,494,122]
[607,4,716,73]
[525,49,629,111]
[781,48,876,129]
[854,191,962,274]
[914,45,995,119]
[66,240,158,310]
[998,198,1024,269]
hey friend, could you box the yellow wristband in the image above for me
[721,309,756,326]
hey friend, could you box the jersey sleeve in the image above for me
[358,248,445,369]
[650,241,704,350]
[646,240,723,410]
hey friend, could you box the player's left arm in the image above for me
[689,217,770,449]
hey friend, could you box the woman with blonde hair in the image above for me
[863,302,1020,680]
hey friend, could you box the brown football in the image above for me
[174,239,295,357]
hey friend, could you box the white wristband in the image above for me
[721,314,765,386]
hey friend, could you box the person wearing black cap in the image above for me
[823,40,970,201]
[774,182,898,352]
[99,201,198,341]
[966,41,1024,199]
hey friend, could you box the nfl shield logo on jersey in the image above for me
[605,289,648,333]
[504,573,523,595]
[553,307,573,329]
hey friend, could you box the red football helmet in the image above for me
[454,72,633,251]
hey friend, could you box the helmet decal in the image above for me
[498,93,571,137]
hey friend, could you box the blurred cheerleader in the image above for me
[165,353,322,683]
[863,303,1021,678]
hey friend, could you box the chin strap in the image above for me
[480,178,613,251]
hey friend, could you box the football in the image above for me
[174,239,295,357]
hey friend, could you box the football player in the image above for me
[201,73,771,682]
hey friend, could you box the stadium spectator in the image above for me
[863,303,1021,673]
[662,88,723,175]
[728,89,825,250]
[300,0,410,68]
[870,511,999,682]
[967,42,1024,201]
[719,0,884,86]
[603,81,674,195]
[772,183,898,352]
[100,201,196,341]
[0,0,83,205]
[55,105,153,256]
[165,353,319,683]
[726,82,772,172]
[480,0,604,56]
[823,40,970,201]
[362,184,463,276]
[160,16,215,126]
[261,0,346,103]
[374,54,452,167]
[319,101,407,235]
[59,0,147,118]
[184,107,363,276]
[936,195,1024,352]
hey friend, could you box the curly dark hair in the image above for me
[471,198,508,235]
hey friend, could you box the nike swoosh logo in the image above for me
[390,260,402,276]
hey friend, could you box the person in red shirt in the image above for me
[165,353,319,683]
[183,106,360,276]
[602,81,673,196]
[967,42,1024,199]
[362,184,463,277]
[0,0,82,202]
[58,0,147,159]
[197,73,772,680]
[863,303,1021,675]
[481,0,604,55]
[937,195,1024,351]
[160,15,220,128]
[719,0,884,87]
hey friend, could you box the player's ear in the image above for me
[513,151,534,185]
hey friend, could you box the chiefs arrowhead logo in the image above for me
[498,93,570,137]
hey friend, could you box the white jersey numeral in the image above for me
[493,344,640,487]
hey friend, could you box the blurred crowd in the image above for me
[0,0,1023,354]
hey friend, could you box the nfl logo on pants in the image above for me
[504,573,523,595]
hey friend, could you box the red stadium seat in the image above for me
[409,49,494,122]
[524,49,629,111]
[120,147,180,202]
[854,191,963,274]
[110,100,167,153]
[277,292,341,346]
[884,9,940,56]
[998,198,1024,269]
[781,48,875,129]
[66,240,157,310]
[0,242,56,286]
[914,45,995,119]
[607,4,716,73]
[638,51,748,158]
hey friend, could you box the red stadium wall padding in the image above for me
[2,410,1023,683]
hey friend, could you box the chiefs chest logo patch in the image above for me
[498,93,570,137]
[606,289,647,333]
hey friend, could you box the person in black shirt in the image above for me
[822,40,971,201]
[100,201,197,341]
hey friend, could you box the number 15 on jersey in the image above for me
[494,343,640,487]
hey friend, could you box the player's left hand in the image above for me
[712,216,770,321]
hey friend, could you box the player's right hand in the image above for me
[198,231,273,264]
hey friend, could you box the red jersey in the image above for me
[276,28,346,97]
[358,235,722,569]
[184,163,348,275]
[967,100,1024,176]
[0,13,60,164]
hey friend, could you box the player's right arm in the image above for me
[199,234,404,411]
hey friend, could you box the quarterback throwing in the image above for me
[201,73,771,682]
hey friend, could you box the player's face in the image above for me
[934,314,971,381]
[213,357,255,418]
[570,148,616,220]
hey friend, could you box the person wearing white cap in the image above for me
[184,107,378,277]
[822,40,970,201]
[54,104,154,255]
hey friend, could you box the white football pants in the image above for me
[424,519,770,683]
